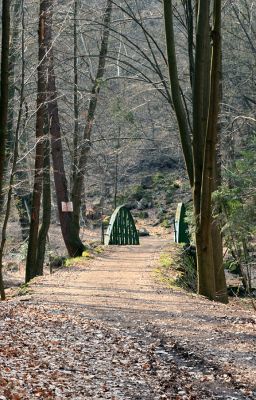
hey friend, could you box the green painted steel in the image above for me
[174,202,190,244]
[104,205,140,245]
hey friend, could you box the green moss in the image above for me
[65,254,92,267]
[94,246,104,254]
[156,244,196,292]
[137,211,149,219]
[130,185,145,201]
[82,250,91,258]
[102,216,110,227]
[152,172,165,185]
[161,219,171,228]
[159,253,172,268]
[18,283,30,296]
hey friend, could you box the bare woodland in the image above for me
[0,0,255,398]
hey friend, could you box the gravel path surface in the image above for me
[1,237,255,399]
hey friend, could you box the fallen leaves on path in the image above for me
[0,301,254,400]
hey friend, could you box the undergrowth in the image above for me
[155,243,197,292]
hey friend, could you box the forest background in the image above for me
[0,0,255,302]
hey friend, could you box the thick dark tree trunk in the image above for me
[25,0,49,282]
[47,0,84,257]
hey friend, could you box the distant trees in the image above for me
[0,0,255,295]
[163,0,228,302]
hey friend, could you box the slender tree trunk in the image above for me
[47,0,84,257]
[0,0,26,298]
[7,0,22,155]
[184,0,194,89]
[35,122,51,276]
[72,0,79,187]
[209,0,228,303]
[71,0,112,238]
[0,0,10,202]
[0,0,10,300]
[10,0,32,240]
[25,0,49,282]
[163,0,194,187]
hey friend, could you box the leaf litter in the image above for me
[0,301,254,400]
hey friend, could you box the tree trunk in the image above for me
[47,0,84,257]
[35,123,51,276]
[72,0,79,187]
[0,0,10,202]
[163,0,194,187]
[71,0,112,238]
[210,0,228,303]
[25,0,49,282]
[0,0,10,300]
[163,0,226,302]
[9,0,31,239]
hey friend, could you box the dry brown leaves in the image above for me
[0,301,254,400]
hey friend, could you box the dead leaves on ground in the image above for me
[0,302,254,400]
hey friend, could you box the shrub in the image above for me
[157,244,197,291]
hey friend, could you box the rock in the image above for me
[138,211,149,219]
[125,201,137,210]
[138,228,150,237]
[141,175,153,189]
[128,155,176,173]
[152,220,160,226]
[137,198,149,210]
[49,256,66,268]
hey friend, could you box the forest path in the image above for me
[26,236,256,399]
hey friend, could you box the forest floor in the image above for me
[1,236,256,400]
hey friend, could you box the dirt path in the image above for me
[2,237,255,399]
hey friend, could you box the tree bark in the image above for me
[72,0,79,187]
[35,122,51,276]
[0,0,10,202]
[0,0,10,300]
[47,0,84,257]
[25,0,49,282]
[163,0,227,301]
[209,0,228,303]
[163,0,194,187]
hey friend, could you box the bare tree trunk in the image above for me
[35,121,51,275]
[9,0,32,240]
[163,0,194,187]
[0,0,10,300]
[0,0,26,295]
[164,0,226,301]
[199,0,227,301]
[209,0,228,303]
[71,0,112,238]
[72,0,79,187]
[25,0,49,282]
[0,0,10,203]
[47,0,84,257]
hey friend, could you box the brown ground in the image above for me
[1,235,256,399]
